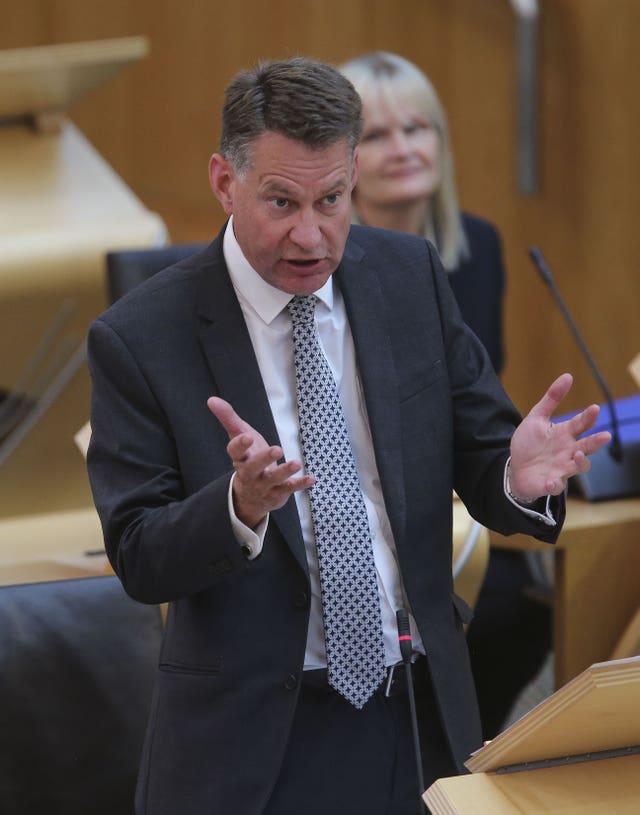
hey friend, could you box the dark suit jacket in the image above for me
[87,224,563,815]
[448,212,505,375]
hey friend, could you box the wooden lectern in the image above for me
[424,656,640,813]
[0,38,166,519]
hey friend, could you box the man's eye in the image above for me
[324,193,340,205]
[274,198,289,208]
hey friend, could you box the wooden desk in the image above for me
[0,507,110,585]
[0,39,166,518]
[426,657,640,814]
[425,753,640,815]
[490,496,640,688]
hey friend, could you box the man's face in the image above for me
[209,132,357,295]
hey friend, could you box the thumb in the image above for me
[527,372,573,422]
[207,396,250,440]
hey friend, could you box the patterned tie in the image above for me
[287,294,386,709]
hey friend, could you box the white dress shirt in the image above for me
[222,218,423,668]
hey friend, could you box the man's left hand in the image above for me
[509,372,612,502]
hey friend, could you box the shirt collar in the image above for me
[223,216,334,324]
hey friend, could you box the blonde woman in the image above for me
[340,50,505,374]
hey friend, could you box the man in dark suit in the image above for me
[87,58,609,815]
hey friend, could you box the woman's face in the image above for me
[356,91,441,208]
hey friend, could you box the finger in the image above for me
[285,473,316,493]
[565,403,600,437]
[231,440,282,477]
[259,472,316,502]
[233,466,315,519]
[207,396,252,439]
[576,429,612,457]
[227,430,274,463]
[528,372,573,421]
[545,475,568,495]
[261,459,308,487]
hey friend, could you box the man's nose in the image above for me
[289,215,322,250]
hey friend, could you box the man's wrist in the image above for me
[228,473,268,559]
[504,457,538,506]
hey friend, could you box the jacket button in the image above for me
[293,590,309,609]
[284,674,298,691]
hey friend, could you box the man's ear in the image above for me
[350,149,359,190]
[209,153,235,215]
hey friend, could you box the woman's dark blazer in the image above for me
[448,212,505,375]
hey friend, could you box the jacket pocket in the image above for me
[159,657,222,676]
[398,359,444,403]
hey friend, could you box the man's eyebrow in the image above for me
[315,178,351,199]
[324,178,350,192]
[261,181,293,196]
[260,174,350,199]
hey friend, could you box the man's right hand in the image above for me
[207,396,315,529]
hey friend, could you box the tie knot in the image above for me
[287,294,318,326]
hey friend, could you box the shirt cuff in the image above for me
[503,456,557,527]
[228,472,269,559]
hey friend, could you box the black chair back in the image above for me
[106,243,206,303]
[0,575,162,814]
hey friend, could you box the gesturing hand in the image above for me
[207,397,314,529]
[508,373,612,502]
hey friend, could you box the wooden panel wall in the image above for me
[2,0,639,414]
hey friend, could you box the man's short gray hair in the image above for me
[220,57,363,173]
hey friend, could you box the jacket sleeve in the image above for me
[428,240,565,543]
[87,317,249,604]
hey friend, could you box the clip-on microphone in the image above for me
[396,609,427,813]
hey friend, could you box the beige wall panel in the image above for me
[0,1,39,47]
[2,0,640,416]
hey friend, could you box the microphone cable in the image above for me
[396,609,427,812]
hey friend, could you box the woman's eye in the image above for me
[403,121,433,136]
[362,129,385,142]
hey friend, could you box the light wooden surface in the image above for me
[466,657,640,773]
[425,657,640,814]
[0,36,148,119]
[610,606,640,660]
[0,120,165,298]
[490,496,640,688]
[0,38,165,519]
[0,507,110,585]
[0,119,165,519]
[424,753,640,815]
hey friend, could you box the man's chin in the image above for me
[277,263,335,295]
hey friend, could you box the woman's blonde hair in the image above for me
[339,51,468,269]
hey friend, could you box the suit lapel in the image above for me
[336,239,407,549]
[193,239,308,576]
[191,230,407,571]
